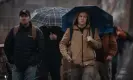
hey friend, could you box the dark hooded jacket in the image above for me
[40,26,64,65]
[4,22,45,71]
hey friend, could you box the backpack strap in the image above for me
[32,25,37,40]
[13,25,37,40]
[91,27,95,38]
[13,25,19,36]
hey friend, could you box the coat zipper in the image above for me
[81,33,83,66]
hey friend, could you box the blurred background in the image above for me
[0,0,133,80]
[0,0,131,44]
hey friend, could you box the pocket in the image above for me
[27,65,37,73]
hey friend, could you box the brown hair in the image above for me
[73,11,90,26]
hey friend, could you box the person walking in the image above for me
[112,26,133,80]
[60,11,102,80]
[96,33,117,80]
[36,26,63,80]
[4,9,45,80]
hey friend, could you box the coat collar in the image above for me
[73,25,90,30]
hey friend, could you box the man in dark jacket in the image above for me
[4,9,45,80]
[36,26,63,80]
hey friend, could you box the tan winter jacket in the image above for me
[59,25,102,66]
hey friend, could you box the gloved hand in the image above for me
[87,36,94,42]
[66,55,73,62]
[87,36,102,49]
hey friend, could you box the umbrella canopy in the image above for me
[99,24,115,36]
[31,7,70,27]
[62,5,113,33]
[31,7,49,19]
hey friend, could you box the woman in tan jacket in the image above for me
[59,11,102,80]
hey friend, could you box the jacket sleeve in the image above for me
[90,28,102,49]
[4,28,14,64]
[36,28,45,59]
[102,34,109,54]
[59,28,70,59]
[125,32,133,42]
[108,34,117,56]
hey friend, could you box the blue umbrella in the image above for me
[99,24,115,36]
[62,5,113,33]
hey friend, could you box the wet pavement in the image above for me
[116,43,133,80]
[122,55,133,80]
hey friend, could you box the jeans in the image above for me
[68,65,100,80]
[12,65,37,80]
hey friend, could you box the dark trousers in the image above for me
[36,61,61,80]
[96,61,111,80]
[112,55,118,80]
